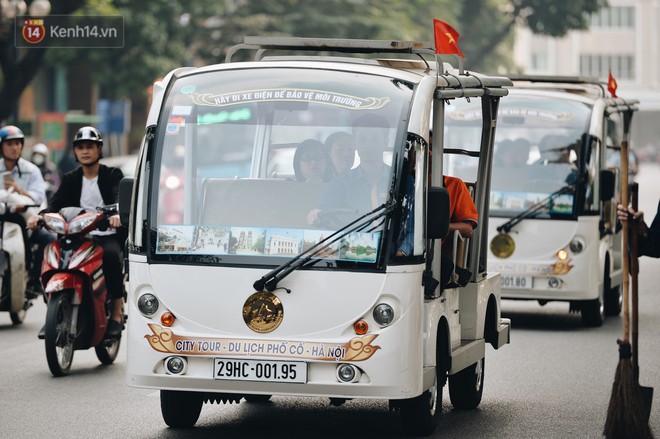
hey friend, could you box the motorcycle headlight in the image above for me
[68,215,97,234]
[43,215,66,234]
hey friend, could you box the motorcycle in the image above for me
[0,189,40,324]
[39,204,123,376]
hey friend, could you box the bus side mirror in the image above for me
[427,186,450,240]
[600,169,615,201]
[119,177,134,226]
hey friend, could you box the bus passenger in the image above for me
[495,138,531,166]
[443,175,478,240]
[324,131,355,175]
[293,139,334,183]
[536,134,573,165]
[307,114,391,225]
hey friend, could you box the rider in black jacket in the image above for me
[28,127,126,338]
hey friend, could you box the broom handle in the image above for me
[620,140,630,342]
[631,182,640,379]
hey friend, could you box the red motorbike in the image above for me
[39,205,123,376]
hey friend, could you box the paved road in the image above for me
[1,164,659,439]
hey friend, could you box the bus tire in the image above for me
[399,368,442,436]
[161,390,203,428]
[603,266,621,316]
[581,296,605,327]
[449,357,485,410]
[243,394,272,403]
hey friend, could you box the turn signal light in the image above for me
[354,319,369,335]
[161,312,176,327]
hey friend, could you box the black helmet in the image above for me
[73,126,103,145]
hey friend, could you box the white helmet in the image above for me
[32,143,49,156]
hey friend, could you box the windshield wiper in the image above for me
[253,201,397,292]
[497,184,575,234]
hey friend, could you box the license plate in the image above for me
[213,358,307,383]
[501,275,532,289]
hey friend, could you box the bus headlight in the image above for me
[165,356,187,375]
[548,277,563,288]
[569,239,584,254]
[336,364,361,383]
[137,293,159,316]
[373,303,394,326]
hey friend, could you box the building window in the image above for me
[580,54,635,80]
[590,6,635,28]
[531,52,548,71]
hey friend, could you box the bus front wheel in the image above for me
[603,265,622,316]
[399,368,442,436]
[581,294,605,327]
[161,390,203,428]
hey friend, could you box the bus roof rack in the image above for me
[507,74,639,106]
[506,75,604,85]
[226,36,435,63]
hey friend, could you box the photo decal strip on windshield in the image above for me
[156,225,380,262]
[188,88,390,110]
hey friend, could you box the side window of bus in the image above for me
[582,137,598,212]
[606,113,623,149]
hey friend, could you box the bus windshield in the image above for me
[445,96,591,219]
[149,67,412,266]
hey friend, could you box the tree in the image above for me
[45,0,217,99]
[457,0,608,72]
[0,0,608,130]
[0,0,84,123]
[194,0,606,73]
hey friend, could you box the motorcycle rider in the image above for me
[30,142,60,200]
[28,127,126,339]
[0,125,52,294]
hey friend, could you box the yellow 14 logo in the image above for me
[22,19,45,44]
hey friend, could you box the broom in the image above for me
[603,140,653,439]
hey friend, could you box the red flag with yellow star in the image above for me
[433,19,464,58]
[608,69,618,98]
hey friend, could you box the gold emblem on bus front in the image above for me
[490,233,515,259]
[242,291,283,333]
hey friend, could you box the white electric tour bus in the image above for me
[119,37,511,436]
[445,76,638,327]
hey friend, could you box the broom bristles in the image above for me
[604,342,654,439]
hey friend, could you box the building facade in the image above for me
[513,0,660,159]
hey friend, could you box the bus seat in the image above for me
[444,230,471,288]
[200,178,323,228]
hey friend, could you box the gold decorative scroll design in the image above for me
[145,324,381,362]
